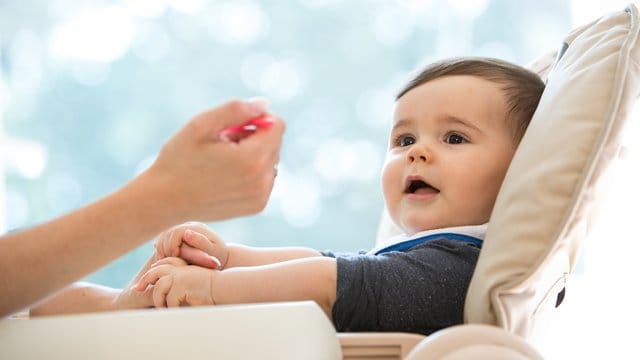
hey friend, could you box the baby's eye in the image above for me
[394,134,416,147]
[444,133,467,144]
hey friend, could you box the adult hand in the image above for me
[112,282,155,310]
[137,98,285,223]
[29,282,154,316]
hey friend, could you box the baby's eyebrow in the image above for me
[391,118,413,131]
[441,115,483,133]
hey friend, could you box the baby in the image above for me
[134,57,545,335]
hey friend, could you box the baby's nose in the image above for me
[408,154,427,162]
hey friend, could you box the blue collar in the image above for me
[373,232,483,255]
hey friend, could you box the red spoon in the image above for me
[219,115,274,142]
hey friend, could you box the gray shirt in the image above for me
[322,238,480,335]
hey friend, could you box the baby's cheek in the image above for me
[381,163,399,200]
[461,188,495,224]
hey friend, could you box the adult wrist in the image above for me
[123,167,190,229]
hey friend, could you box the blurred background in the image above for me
[0,0,638,358]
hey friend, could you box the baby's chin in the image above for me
[402,221,471,236]
[402,224,441,236]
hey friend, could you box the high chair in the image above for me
[1,3,639,359]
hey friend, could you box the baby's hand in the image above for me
[155,222,229,269]
[136,257,216,307]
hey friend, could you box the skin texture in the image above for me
[382,75,516,235]
[1,99,285,318]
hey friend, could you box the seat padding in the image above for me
[465,3,640,337]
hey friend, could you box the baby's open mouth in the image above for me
[404,179,440,194]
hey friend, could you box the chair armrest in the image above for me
[338,332,425,359]
[405,324,543,360]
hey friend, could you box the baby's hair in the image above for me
[396,57,545,143]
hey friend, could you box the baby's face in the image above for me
[382,75,516,235]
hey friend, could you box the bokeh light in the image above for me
[49,5,136,63]
[123,0,168,18]
[3,137,47,179]
[131,23,171,63]
[45,172,83,215]
[372,6,414,47]
[206,1,269,45]
[0,0,575,288]
[7,29,44,95]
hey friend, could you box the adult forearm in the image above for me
[0,172,181,317]
[226,244,322,268]
[212,257,337,317]
[29,282,120,317]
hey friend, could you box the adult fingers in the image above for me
[117,286,155,309]
[220,127,256,143]
[220,113,278,143]
[240,115,285,155]
[240,115,284,183]
[190,98,271,140]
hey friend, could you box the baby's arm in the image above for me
[225,244,323,268]
[138,256,337,317]
[156,222,323,269]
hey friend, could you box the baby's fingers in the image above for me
[152,276,173,308]
[167,228,187,257]
[182,229,215,254]
[180,244,220,269]
[166,288,183,308]
[152,257,188,268]
[135,264,172,291]
[155,229,174,258]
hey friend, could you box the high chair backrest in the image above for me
[465,3,640,337]
[374,2,640,339]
